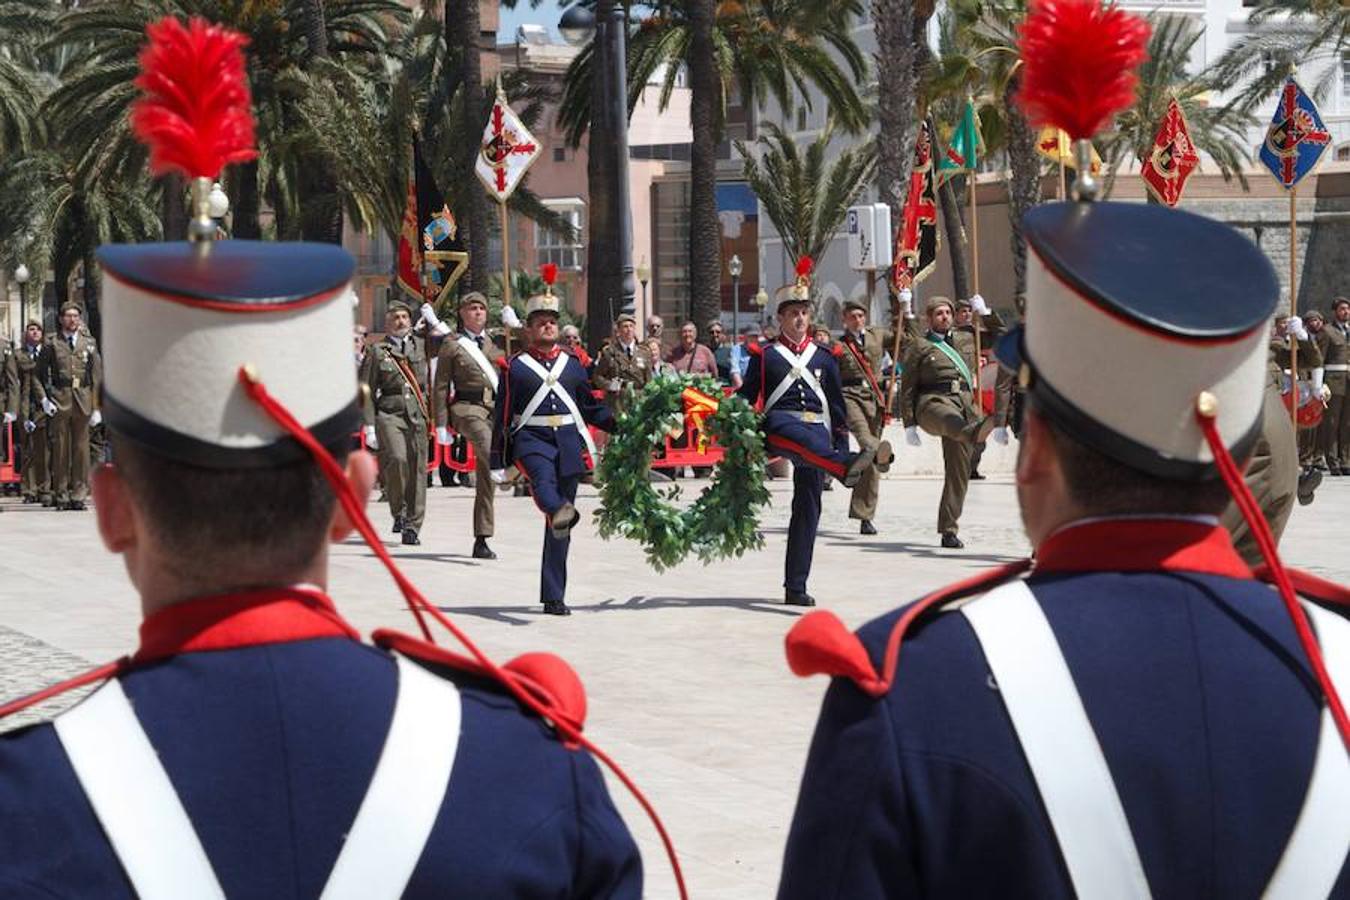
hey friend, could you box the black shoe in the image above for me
[550,502,580,539]
[66,500,87,511]
[843,446,878,488]
[1298,468,1322,506]
[785,590,816,607]
[970,470,987,480]
[402,528,420,545]
[22,495,35,504]
[392,515,405,535]
[472,537,497,560]
[457,471,472,487]
[41,496,55,508]
[860,519,877,535]
[941,531,964,549]
[542,600,572,616]
[874,440,894,474]
[1331,467,1345,476]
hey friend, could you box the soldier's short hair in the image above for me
[111,435,344,584]
[25,320,42,331]
[1334,297,1350,310]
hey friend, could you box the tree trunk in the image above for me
[81,248,100,341]
[229,160,262,239]
[687,0,721,330]
[584,8,621,348]
[873,0,923,302]
[295,0,343,244]
[159,173,188,242]
[449,0,490,292]
[1002,71,1040,301]
[938,176,969,302]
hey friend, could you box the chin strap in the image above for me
[1195,392,1349,751]
[238,368,687,900]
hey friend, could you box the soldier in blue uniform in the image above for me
[0,22,646,897]
[738,261,893,607]
[490,279,614,616]
[776,34,1350,891]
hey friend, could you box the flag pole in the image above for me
[501,199,512,356]
[1289,186,1298,428]
[969,173,983,412]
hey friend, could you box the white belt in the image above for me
[517,414,577,428]
[1325,364,1349,373]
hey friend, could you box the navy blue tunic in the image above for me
[0,637,642,897]
[778,523,1350,899]
[737,339,850,464]
[490,350,613,478]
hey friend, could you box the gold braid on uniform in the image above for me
[595,375,770,571]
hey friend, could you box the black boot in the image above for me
[392,515,405,535]
[472,537,497,560]
[859,519,877,535]
[785,590,816,607]
[550,503,580,539]
[402,528,420,546]
[941,531,964,549]
[542,600,572,616]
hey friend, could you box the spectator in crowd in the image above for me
[666,322,718,377]
[706,320,741,388]
[646,315,665,344]
[561,324,594,375]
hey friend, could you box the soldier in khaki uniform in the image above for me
[360,300,430,545]
[838,298,903,535]
[593,312,652,415]
[954,295,1005,479]
[1329,297,1350,474]
[35,302,101,510]
[14,321,50,504]
[1271,314,1323,504]
[899,296,994,548]
[1,336,17,462]
[432,292,504,560]
[1307,309,1347,474]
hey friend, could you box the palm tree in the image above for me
[1099,15,1253,201]
[558,0,870,333]
[0,0,49,156]
[1211,0,1350,114]
[737,122,877,274]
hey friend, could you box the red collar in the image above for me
[778,334,812,355]
[1035,518,1251,579]
[135,586,361,665]
[528,345,561,363]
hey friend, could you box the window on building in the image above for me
[796,104,808,131]
[1342,52,1350,101]
[1337,144,1350,162]
[537,201,584,271]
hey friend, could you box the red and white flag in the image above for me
[475,89,540,203]
[1141,97,1200,207]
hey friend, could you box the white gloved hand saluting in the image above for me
[991,426,1009,445]
[419,302,451,337]
[23,420,35,433]
[898,288,914,316]
[436,426,452,446]
[1287,315,1308,341]
[41,398,56,417]
[1322,384,1333,402]
[905,426,922,447]
[363,425,378,451]
[2,412,14,424]
[970,293,990,316]
[501,306,523,329]
[89,410,102,428]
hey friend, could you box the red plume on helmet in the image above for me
[795,256,814,279]
[130,17,257,179]
[1014,0,1149,141]
[540,263,558,295]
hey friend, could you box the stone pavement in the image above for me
[1,472,1347,898]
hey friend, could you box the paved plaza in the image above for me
[2,468,1348,898]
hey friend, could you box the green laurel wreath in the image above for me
[595,375,771,571]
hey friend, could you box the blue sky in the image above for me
[497,0,568,43]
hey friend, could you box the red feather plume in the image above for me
[795,256,813,278]
[540,263,558,286]
[130,17,257,179]
[1015,0,1150,141]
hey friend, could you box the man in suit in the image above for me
[35,302,101,510]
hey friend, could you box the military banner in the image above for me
[1141,97,1200,207]
[892,120,940,291]
[937,100,983,183]
[475,90,541,204]
[1035,127,1103,175]
[396,142,469,305]
[1259,76,1331,190]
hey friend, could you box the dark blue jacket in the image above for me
[490,350,613,477]
[0,635,642,898]
[737,339,848,443]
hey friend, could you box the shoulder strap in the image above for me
[961,581,1152,900]
[1262,602,1350,900]
[456,335,500,392]
[54,680,228,899]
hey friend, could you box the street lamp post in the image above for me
[561,2,636,318]
[754,287,768,327]
[636,256,650,325]
[728,254,742,340]
[14,264,30,330]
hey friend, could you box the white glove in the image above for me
[2,412,14,424]
[898,288,913,315]
[41,398,56,417]
[436,426,452,446]
[970,293,990,316]
[419,303,451,336]
[363,425,378,450]
[89,410,101,427]
[905,426,921,447]
[991,426,1009,445]
[607,379,621,391]
[1321,384,1333,402]
[1287,315,1307,340]
[490,468,508,484]
[23,420,35,433]
[1311,366,1325,394]
[501,306,522,329]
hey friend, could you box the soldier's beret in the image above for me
[997,201,1277,481]
[954,297,972,310]
[386,299,414,316]
[1306,309,1325,322]
[96,239,360,469]
[842,298,868,315]
[458,291,488,312]
[925,296,954,315]
[614,311,637,326]
[58,300,84,316]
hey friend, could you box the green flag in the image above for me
[937,101,982,183]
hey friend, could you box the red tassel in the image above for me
[540,263,558,286]
[785,611,888,697]
[130,17,257,179]
[1015,0,1149,141]
[795,256,814,278]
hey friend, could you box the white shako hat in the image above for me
[996,201,1279,480]
[98,241,361,467]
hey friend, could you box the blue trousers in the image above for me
[518,453,581,604]
[785,464,824,593]
[764,414,855,482]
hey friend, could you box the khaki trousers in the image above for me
[844,389,884,521]
[450,403,495,538]
[20,420,50,498]
[49,406,91,503]
[376,413,428,531]
[917,392,976,535]
[1317,378,1347,467]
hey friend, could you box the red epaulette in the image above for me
[745,341,763,357]
[1254,565,1350,610]
[495,354,513,371]
[829,342,844,359]
[785,559,1032,697]
[372,629,586,742]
